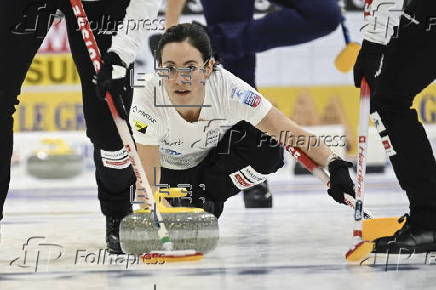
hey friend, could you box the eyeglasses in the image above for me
[156,59,210,80]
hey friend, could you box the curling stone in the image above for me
[120,188,219,254]
[26,138,83,179]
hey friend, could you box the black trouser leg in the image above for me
[61,0,134,218]
[0,96,19,220]
[0,0,56,220]
[372,1,436,228]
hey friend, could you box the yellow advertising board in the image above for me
[14,22,82,132]
[259,84,436,154]
[16,52,82,132]
[23,54,80,87]
[260,85,436,127]
[14,91,84,132]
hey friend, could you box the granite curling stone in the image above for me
[120,188,219,254]
[26,138,83,179]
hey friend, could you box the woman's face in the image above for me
[160,41,213,106]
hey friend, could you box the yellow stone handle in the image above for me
[134,188,205,214]
[155,187,189,199]
[38,138,74,155]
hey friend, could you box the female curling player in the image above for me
[130,23,355,218]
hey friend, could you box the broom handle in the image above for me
[352,78,371,241]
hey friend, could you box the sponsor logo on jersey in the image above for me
[229,166,267,190]
[240,166,267,184]
[131,106,157,123]
[101,148,128,160]
[231,88,262,108]
[233,173,253,189]
[100,148,130,169]
[134,121,148,134]
[381,135,397,157]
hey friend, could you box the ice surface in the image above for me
[1,168,435,290]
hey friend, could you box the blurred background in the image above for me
[11,0,436,188]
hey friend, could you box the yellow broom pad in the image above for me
[334,42,361,73]
[345,241,374,262]
[362,217,405,241]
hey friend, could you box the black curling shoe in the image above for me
[373,214,436,254]
[243,181,272,208]
[106,216,124,254]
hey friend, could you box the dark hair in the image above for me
[156,23,213,64]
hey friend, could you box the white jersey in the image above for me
[363,0,405,45]
[129,68,272,170]
[108,0,162,65]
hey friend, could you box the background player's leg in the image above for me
[203,0,341,60]
[0,0,55,221]
[61,0,135,253]
[200,0,256,87]
[371,2,436,232]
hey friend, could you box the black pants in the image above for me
[160,121,284,218]
[371,1,436,228]
[0,0,135,220]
